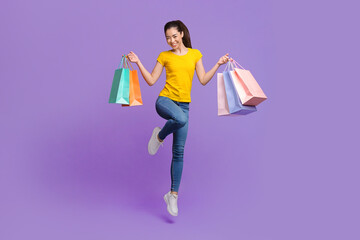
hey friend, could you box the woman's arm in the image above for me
[195,53,230,86]
[127,51,163,86]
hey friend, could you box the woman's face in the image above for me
[165,27,184,50]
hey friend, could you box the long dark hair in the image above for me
[164,20,192,48]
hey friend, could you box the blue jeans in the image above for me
[155,96,190,193]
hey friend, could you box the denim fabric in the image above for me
[155,96,190,192]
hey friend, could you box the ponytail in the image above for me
[164,20,192,48]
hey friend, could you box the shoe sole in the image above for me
[148,128,159,155]
[164,194,178,216]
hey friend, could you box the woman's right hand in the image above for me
[127,51,140,64]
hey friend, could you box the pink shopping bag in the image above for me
[217,73,230,116]
[231,59,267,106]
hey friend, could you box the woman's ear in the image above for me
[181,31,184,38]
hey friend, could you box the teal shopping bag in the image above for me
[109,55,130,104]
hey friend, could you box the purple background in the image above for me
[1,0,359,239]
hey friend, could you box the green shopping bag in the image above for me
[109,55,130,104]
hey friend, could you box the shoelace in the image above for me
[170,193,178,199]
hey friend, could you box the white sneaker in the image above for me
[164,191,178,216]
[148,127,163,155]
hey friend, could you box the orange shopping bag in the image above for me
[122,57,143,107]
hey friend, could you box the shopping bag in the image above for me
[108,55,130,104]
[121,57,143,107]
[223,62,257,115]
[231,59,267,106]
[217,73,230,115]
[217,73,247,116]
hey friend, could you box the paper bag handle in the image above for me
[118,55,129,69]
[223,61,232,72]
[124,56,134,71]
[230,59,245,70]
[224,60,238,72]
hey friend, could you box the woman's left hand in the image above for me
[217,53,231,66]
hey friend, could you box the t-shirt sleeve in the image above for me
[157,52,165,66]
[194,49,203,63]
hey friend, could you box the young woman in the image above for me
[127,20,230,216]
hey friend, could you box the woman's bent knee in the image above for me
[175,115,187,127]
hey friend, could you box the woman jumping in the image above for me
[127,20,230,216]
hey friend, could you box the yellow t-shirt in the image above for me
[156,48,203,102]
